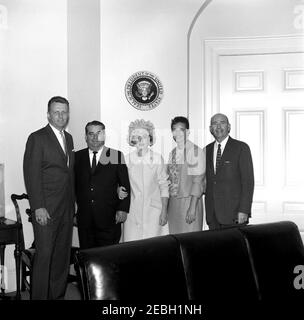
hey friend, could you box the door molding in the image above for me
[203,34,304,145]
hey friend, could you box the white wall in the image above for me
[0,0,67,291]
[189,0,303,144]
[99,0,206,158]
[67,0,100,151]
[2,0,299,293]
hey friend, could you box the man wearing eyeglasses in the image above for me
[205,113,254,230]
[74,120,130,249]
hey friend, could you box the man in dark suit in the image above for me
[74,120,130,249]
[205,113,254,230]
[23,96,75,299]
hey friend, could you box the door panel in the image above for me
[218,52,304,230]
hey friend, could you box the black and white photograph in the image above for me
[0,0,304,318]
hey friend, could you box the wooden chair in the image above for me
[10,193,79,295]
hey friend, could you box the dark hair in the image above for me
[47,96,69,112]
[170,116,189,130]
[85,120,105,134]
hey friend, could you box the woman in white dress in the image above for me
[120,119,169,241]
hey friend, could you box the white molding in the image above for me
[252,201,267,215]
[234,70,264,92]
[284,68,304,90]
[235,110,265,186]
[203,35,304,145]
[284,109,304,187]
[283,202,304,214]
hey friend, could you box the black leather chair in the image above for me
[75,221,304,304]
[11,193,79,295]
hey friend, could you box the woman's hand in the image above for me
[117,186,128,200]
[185,201,197,224]
[159,209,168,226]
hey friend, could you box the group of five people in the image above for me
[23,96,254,299]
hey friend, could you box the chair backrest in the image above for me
[11,193,32,250]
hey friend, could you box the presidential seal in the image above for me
[125,71,164,111]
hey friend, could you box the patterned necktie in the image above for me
[216,143,221,173]
[60,131,69,166]
[91,151,97,174]
[168,148,179,196]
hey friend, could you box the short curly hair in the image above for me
[128,119,156,147]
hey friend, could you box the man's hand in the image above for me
[238,212,248,224]
[35,208,51,226]
[117,186,128,200]
[115,211,127,224]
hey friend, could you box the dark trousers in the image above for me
[78,223,121,250]
[207,211,248,231]
[31,209,73,300]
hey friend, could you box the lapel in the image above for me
[84,148,91,175]
[92,146,110,175]
[99,146,109,166]
[208,142,215,175]
[64,131,72,163]
[45,124,68,166]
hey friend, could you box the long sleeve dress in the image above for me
[123,149,169,241]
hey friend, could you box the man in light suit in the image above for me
[74,120,130,249]
[205,113,254,230]
[23,96,75,300]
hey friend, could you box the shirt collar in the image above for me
[89,146,104,155]
[215,135,229,149]
[49,123,64,134]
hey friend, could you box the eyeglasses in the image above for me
[130,134,149,143]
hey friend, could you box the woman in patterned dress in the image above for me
[167,116,206,234]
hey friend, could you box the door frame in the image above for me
[203,34,304,145]
[203,35,304,237]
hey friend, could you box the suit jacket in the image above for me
[74,146,131,228]
[23,124,75,216]
[205,136,254,225]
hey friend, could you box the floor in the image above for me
[1,282,82,300]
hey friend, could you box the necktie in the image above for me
[91,151,97,174]
[216,143,221,173]
[60,131,69,166]
[168,148,179,197]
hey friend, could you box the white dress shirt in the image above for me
[49,123,67,154]
[88,147,103,167]
[213,135,229,173]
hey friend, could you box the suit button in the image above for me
[214,181,216,185]
[91,188,93,191]
[91,200,94,203]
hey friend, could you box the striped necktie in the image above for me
[215,143,221,173]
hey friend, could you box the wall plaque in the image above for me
[125,71,163,111]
